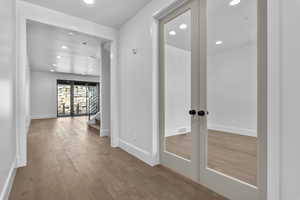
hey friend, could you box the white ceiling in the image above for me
[27,20,105,76]
[166,0,256,53]
[22,0,152,28]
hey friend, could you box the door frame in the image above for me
[152,0,279,199]
[16,1,120,169]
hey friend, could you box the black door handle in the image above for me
[198,110,208,116]
[189,110,196,116]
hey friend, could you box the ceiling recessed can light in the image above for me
[52,64,57,67]
[83,0,95,5]
[61,45,68,49]
[50,69,55,72]
[229,0,241,6]
[56,56,61,59]
[179,24,188,29]
[68,32,74,36]
[169,31,176,36]
[216,40,223,45]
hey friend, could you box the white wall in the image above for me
[0,0,17,199]
[100,45,111,136]
[30,71,99,119]
[280,1,300,199]
[24,63,31,131]
[119,0,174,165]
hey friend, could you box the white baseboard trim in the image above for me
[31,114,57,120]
[0,159,17,200]
[208,124,257,137]
[119,140,158,166]
[166,127,191,137]
[100,129,110,137]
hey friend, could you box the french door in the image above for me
[159,0,266,199]
[57,80,99,117]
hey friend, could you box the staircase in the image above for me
[87,86,100,130]
[88,112,100,130]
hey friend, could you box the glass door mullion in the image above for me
[70,82,74,116]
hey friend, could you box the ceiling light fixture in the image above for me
[52,64,57,67]
[216,40,223,45]
[83,0,95,5]
[229,0,241,6]
[50,69,55,72]
[61,45,68,49]
[68,32,74,36]
[169,31,176,36]
[179,24,188,29]
[57,56,61,59]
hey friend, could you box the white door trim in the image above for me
[152,0,280,199]
[266,0,281,199]
[15,1,120,167]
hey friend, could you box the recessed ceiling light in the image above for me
[83,0,95,5]
[216,40,223,45]
[169,31,176,36]
[68,32,74,36]
[56,56,61,59]
[61,45,68,49]
[50,69,55,72]
[229,0,241,6]
[179,24,188,29]
[52,64,57,67]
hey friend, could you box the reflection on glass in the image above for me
[73,85,87,115]
[57,84,71,116]
[164,10,192,160]
[207,0,257,185]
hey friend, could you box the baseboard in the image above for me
[0,159,17,200]
[208,124,257,137]
[31,114,57,119]
[100,129,110,137]
[119,140,158,166]
[165,127,190,137]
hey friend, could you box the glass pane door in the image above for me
[57,84,71,116]
[73,85,88,115]
[57,80,99,117]
[159,0,200,181]
[164,9,192,161]
[198,0,260,199]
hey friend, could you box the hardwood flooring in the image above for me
[166,130,257,186]
[10,117,227,200]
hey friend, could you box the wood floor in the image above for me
[166,131,257,186]
[10,117,227,200]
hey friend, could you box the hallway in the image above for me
[10,117,226,200]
